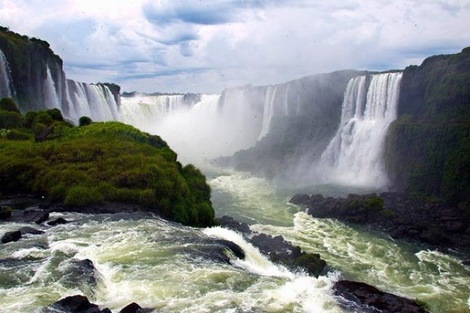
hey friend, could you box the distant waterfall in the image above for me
[0,49,13,98]
[320,72,403,187]
[258,86,277,140]
[120,92,267,164]
[66,80,120,122]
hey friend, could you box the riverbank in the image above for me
[290,192,470,258]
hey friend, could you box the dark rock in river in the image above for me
[48,217,69,226]
[198,239,246,264]
[119,302,142,313]
[334,280,428,313]
[46,295,110,313]
[215,216,251,234]
[22,207,49,224]
[250,233,326,277]
[19,226,45,236]
[1,230,21,243]
[216,215,326,277]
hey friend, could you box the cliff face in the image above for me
[0,27,121,122]
[385,47,470,204]
[0,27,67,113]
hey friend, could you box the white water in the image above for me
[66,81,120,123]
[319,73,402,187]
[0,210,344,313]
[258,85,277,140]
[42,66,61,109]
[0,49,12,98]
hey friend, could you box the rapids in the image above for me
[1,172,469,312]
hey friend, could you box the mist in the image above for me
[119,89,265,165]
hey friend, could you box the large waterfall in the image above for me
[319,72,403,187]
[0,49,12,98]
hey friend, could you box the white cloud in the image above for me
[1,0,469,93]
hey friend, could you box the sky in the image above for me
[0,0,469,93]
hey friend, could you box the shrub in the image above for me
[79,116,93,127]
[0,98,20,114]
[6,129,32,140]
[0,111,24,129]
[47,108,64,121]
[64,185,104,206]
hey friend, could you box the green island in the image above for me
[0,97,215,227]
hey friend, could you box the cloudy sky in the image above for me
[1,0,469,93]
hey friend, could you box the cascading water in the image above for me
[66,80,120,123]
[258,86,277,140]
[0,49,13,98]
[43,65,61,109]
[319,72,403,187]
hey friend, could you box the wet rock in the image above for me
[46,295,109,313]
[18,226,45,236]
[334,280,428,313]
[216,216,251,234]
[1,230,21,243]
[119,302,142,313]
[198,239,246,264]
[48,217,68,226]
[22,208,49,224]
[67,259,99,288]
[250,233,326,277]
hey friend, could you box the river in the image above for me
[1,167,469,313]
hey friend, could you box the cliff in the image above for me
[385,47,470,204]
[0,27,121,122]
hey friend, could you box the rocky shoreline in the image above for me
[290,192,470,257]
[1,196,429,313]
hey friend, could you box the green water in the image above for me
[0,169,469,312]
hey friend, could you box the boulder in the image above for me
[216,216,251,234]
[250,233,326,277]
[197,239,246,264]
[119,302,142,313]
[19,226,45,236]
[22,208,49,224]
[48,217,68,226]
[334,280,428,313]
[45,295,109,313]
[1,230,21,243]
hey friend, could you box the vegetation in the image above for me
[385,47,470,205]
[0,99,215,227]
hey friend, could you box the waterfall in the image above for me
[43,66,60,109]
[66,80,120,123]
[258,86,277,140]
[0,49,13,98]
[319,72,403,187]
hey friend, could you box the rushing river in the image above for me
[1,169,469,313]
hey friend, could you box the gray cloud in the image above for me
[1,0,469,93]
